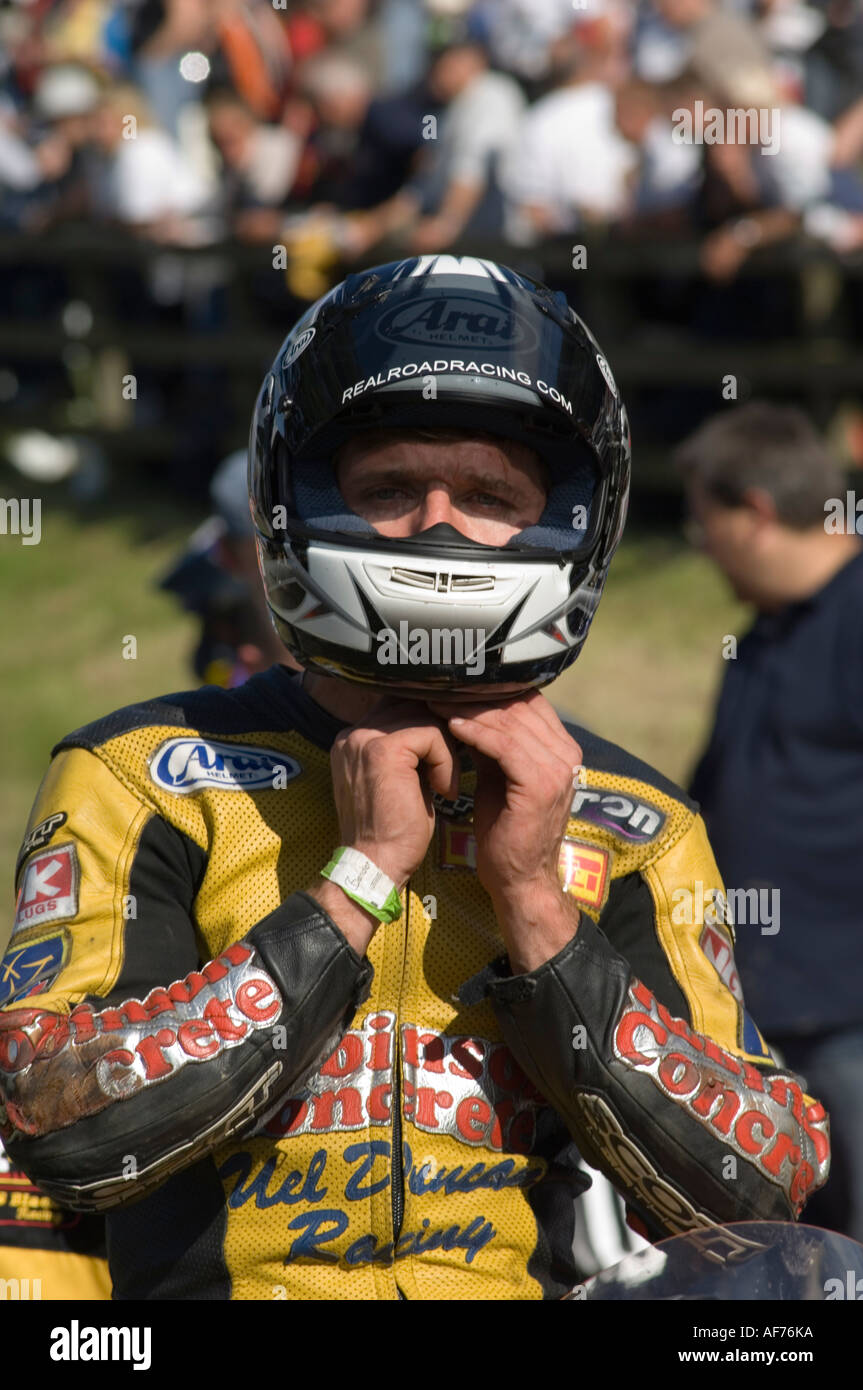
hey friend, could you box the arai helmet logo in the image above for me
[376,296,534,348]
[150,738,301,793]
[283,327,316,368]
[596,354,618,397]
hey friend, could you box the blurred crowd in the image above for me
[2,0,863,277]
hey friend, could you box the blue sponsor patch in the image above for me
[149,738,302,794]
[742,1010,775,1062]
[0,931,68,1005]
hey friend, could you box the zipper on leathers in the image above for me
[391,879,407,1270]
[391,1026,404,1242]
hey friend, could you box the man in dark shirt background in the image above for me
[679,402,863,1240]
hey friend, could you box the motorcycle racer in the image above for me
[0,256,829,1299]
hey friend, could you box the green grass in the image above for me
[0,473,199,910]
[0,487,749,933]
[551,531,748,786]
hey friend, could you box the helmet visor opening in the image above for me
[267,435,606,565]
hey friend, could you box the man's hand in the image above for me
[328,699,461,890]
[430,691,582,974]
[309,699,461,957]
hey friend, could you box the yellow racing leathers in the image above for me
[0,1135,110,1300]
[0,666,830,1299]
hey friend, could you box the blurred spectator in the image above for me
[805,0,863,122]
[161,448,298,685]
[0,64,98,226]
[502,14,637,242]
[302,52,440,210]
[652,0,776,107]
[41,0,129,69]
[818,95,863,250]
[697,104,824,278]
[0,98,48,200]
[206,86,302,239]
[473,0,579,87]
[127,0,215,136]
[831,94,863,170]
[212,0,292,120]
[632,0,692,82]
[376,0,433,94]
[128,0,290,137]
[281,45,441,224]
[651,71,863,279]
[755,0,826,102]
[88,80,212,238]
[614,77,701,221]
[295,0,386,88]
[679,402,863,1240]
[343,32,525,257]
[295,50,375,207]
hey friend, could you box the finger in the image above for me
[485,696,577,761]
[394,723,461,800]
[338,705,451,742]
[518,691,578,745]
[440,690,577,751]
[449,705,582,806]
[445,711,561,788]
[469,703,565,771]
[444,700,578,775]
[340,711,464,789]
[507,700,584,777]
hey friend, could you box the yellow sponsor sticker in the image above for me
[558,840,609,908]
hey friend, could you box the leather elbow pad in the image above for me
[0,892,372,1211]
[488,916,830,1236]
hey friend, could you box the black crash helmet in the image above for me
[249,254,631,693]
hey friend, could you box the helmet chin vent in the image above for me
[390,566,495,593]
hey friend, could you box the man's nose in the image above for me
[414,487,457,533]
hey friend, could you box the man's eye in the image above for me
[470,493,509,509]
[366,487,407,502]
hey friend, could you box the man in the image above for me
[651,0,775,110]
[160,448,300,688]
[342,35,525,257]
[205,87,301,242]
[612,78,700,224]
[1,258,829,1300]
[680,402,862,1241]
[87,82,211,240]
[500,13,637,243]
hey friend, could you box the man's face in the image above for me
[336,432,547,545]
[615,88,655,142]
[686,484,766,602]
[428,46,485,104]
